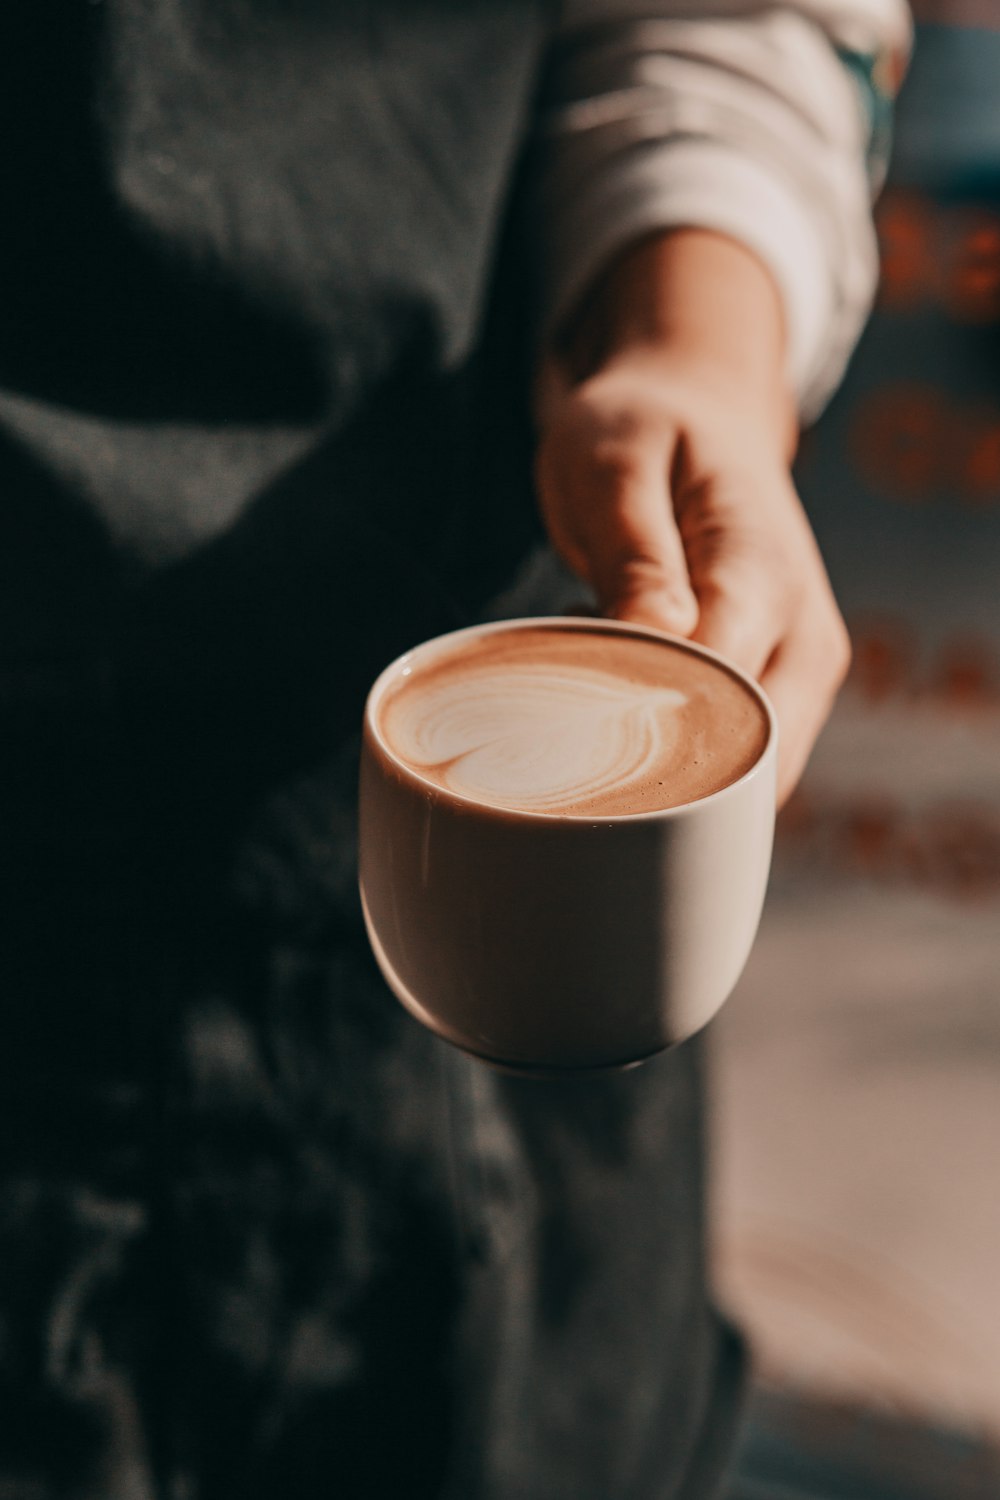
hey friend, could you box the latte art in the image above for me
[388,668,687,811]
[377,624,770,817]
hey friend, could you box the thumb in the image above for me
[585,461,699,638]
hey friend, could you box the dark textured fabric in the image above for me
[0,0,547,570]
[0,3,746,1495]
[0,909,743,1500]
[0,538,747,1497]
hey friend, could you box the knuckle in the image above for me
[615,548,671,581]
[602,551,695,615]
[585,438,656,495]
[600,551,672,599]
[685,517,780,587]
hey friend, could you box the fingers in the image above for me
[594,493,700,637]
[761,614,851,806]
[534,366,849,807]
[682,489,850,805]
[698,571,848,807]
[540,440,700,637]
[690,549,782,680]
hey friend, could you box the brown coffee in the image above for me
[375,621,770,817]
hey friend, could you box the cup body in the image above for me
[359,617,776,1073]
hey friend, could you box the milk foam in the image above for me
[388,668,687,812]
[378,625,769,816]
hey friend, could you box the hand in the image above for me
[534,234,850,806]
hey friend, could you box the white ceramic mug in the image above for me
[359,617,777,1073]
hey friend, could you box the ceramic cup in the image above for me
[358,617,777,1073]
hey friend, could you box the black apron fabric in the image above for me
[0,4,746,1496]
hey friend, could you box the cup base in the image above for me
[457,1046,661,1081]
[361,887,670,1077]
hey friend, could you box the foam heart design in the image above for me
[392,668,688,812]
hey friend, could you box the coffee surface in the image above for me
[377,624,770,816]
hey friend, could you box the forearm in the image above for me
[540,1,912,419]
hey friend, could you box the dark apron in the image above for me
[0,4,744,1495]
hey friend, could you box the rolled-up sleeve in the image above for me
[539,0,912,418]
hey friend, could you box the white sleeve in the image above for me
[540,1,913,418]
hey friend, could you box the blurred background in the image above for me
[711,2,1000,1493]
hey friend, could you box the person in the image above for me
[0,1,909,1497]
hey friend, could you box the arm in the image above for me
[533,0,911,802]
[539,0,911,417]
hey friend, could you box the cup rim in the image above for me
[363,615,778,825]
